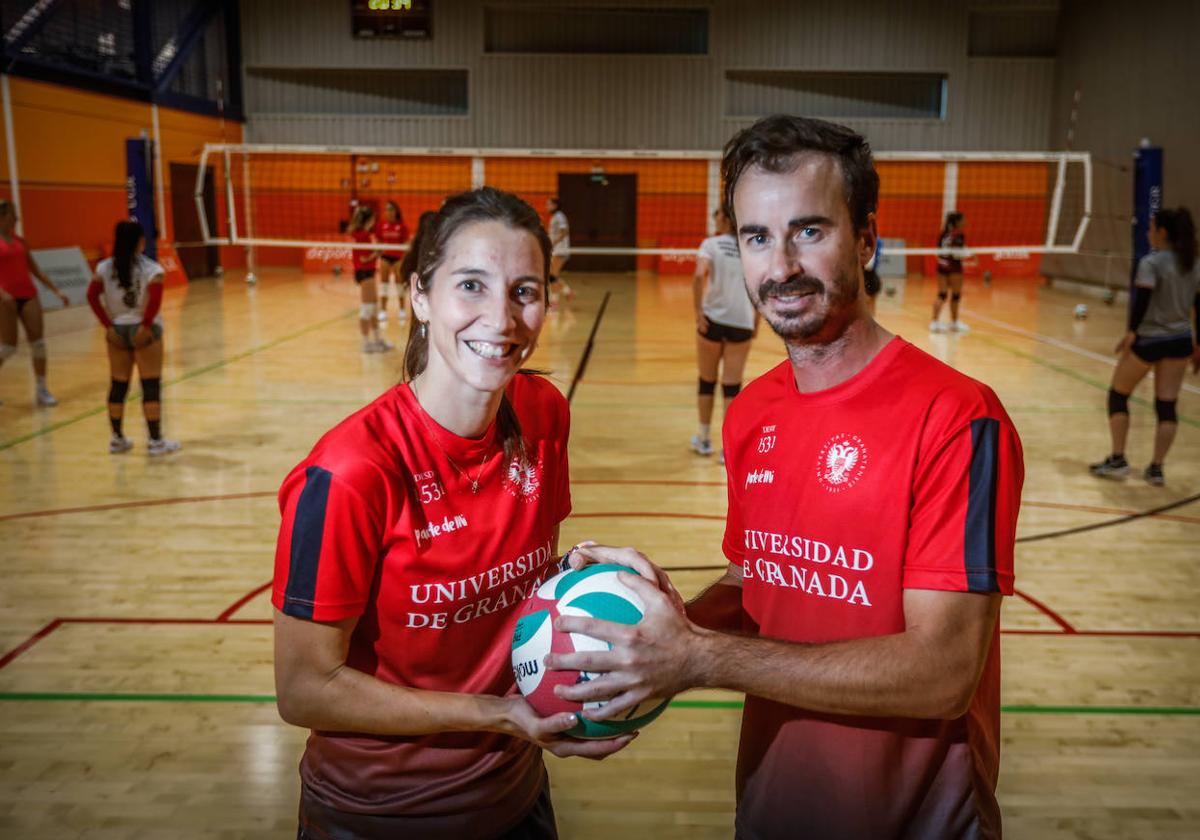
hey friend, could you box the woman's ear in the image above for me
[410,277,430,324]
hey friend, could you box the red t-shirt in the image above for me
[721,338,1023,840]
[273,374,571,835]
[377,218,409,261]
[350,229,377,271]
[0,234,36,298]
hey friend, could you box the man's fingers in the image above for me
[554,613,630,644]
[574,545,658,582]
[547,733,635,759]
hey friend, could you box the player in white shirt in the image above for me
[691,207,758,461]
[546,197,574,305]
[86,220,181,456]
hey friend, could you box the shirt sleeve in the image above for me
[1134,254,1159,288]
[903,415,1023,595]
[697,238,714,262]
[272,464,386,622]
[555,388,572,524]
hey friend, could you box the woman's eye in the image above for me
[514,285,540,300]
[459,280,480,292]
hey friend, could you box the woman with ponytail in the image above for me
[1090,207,1199,485]
[273,187,629,840]
[86,220,180,455]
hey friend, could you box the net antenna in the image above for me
[196,143,1091,262]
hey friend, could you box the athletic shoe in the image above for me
[373,338,395,352]
[929,320,945,333]
[35,386,58,407]
[690,435,714,456]
[1144,464,1165,486]
[718,450,725,466]
[362,338,382,353]
[147,438,181,457]
[951,320,971,333]
[109,435,133,454]
[1088,454,1130,479]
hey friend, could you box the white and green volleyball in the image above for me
[511,563,670,739]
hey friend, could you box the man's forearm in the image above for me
[688,593,1000,720]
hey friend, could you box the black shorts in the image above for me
[1132,334,1195,363]
[936,259,962,276]
[353,268,376,284]
[11,295,34,314]
[297,774,557,840]
[699,319,753,343]
[379,255,400,265]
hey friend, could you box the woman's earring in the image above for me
[419,322,427,338]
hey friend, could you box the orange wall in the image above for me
[0,76,243,263]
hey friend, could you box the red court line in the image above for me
[3,491,1198,525]
[218,582,273,622]
[0,491,276,522]
[0,619,62,670]
[1015,588,1077,633]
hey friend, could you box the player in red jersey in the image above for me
[376,200,410,326]
[0,199,70,407]
[347,205,391,353]
[548,116,1024,840]
[273,188,632,840]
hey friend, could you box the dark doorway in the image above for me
[557,173,637,272]
[170,162,219,279]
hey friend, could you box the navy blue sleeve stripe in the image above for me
[964,418,1001,593]
[284,465,333,620]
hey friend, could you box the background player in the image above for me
[346,205,391,353]
[691,207,757,462]
[1089,206,1199,485]
[0,199,71,407]
[272,188,630,839]
[86,220,181,456]
[546,197,573,305]
[931,211,968,333]
[376,200,410,326]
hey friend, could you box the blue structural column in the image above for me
[126,138,157,259]
[1131,143,1163,286]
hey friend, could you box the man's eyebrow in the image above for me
[788,215,834,228]
[451,267,489,276]
[738,224,768,236]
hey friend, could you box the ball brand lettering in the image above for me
[512,659,540,681]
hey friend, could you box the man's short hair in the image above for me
[721,115,879,232]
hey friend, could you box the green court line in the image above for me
[0,309,355,451]
[971,331,1200,429]
[0,693,1196,715]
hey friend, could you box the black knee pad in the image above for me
[1155,399,1178,424]
[937,291,948,301]
[1107,388,1129,416]
[108,379,130,404]
[722,383,741,399]
[951,292,962,302]
[698,378,717,396]
[141,377,162,403]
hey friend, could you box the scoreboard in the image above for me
[351,0,432,39]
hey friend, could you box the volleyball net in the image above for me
[196,143,1091,275]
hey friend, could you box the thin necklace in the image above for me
[409,379,492,494]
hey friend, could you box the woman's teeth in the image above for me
[467,340,511,359]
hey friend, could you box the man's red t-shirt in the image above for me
[273,374,571,836]
[721,338,1023,840]
[350,229,377,271]
[377,218,409,261]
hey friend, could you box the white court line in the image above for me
[962,309,1200,396]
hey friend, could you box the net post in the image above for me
[706,159,720,235]
[471,157,485,189]
[941,161,959,222]
[240,151,256,284]
[1044,158,1067,249]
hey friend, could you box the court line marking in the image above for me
[0,308,356,451]
[0,692,1194,715]
[567,291,612,403]
[963,308,1200,396]
[4,492,1199,529]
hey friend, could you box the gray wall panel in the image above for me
[241,0,1061,152]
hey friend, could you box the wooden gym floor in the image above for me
[1,266,1197,838]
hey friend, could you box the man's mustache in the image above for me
[758,274,823,305]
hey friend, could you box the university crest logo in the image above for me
[504,454,542,502]
[815,433,868,493]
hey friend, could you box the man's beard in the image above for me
[757,268,858,341]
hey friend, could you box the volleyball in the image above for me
[511,563,670,739]
[1074,303,1089,319]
